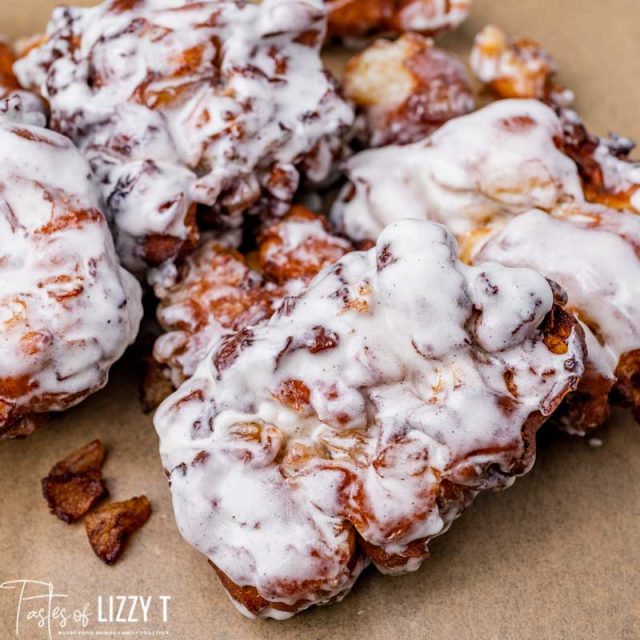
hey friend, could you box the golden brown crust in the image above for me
[150,241,282,390]
[85,495,151,565]
[612,350,640,423]
[0,412,46,439]
[541,303,576,356]
[471,25,571,106]
[145,208,352,407]
[257,206,353,285]
[344,33,474,146]
[326,0,469,40]
[210,527,363,616]
[555,365,615,434]
[0,40,19,90]
[138,202,199,267]
[141,355,176,414]
[158,245,279,336]
[560,115,640,213]
[327,0,394,39]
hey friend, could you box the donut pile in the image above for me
[15,0,354,269]
[2,0,639,620]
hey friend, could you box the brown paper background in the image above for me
[1,1,639,639]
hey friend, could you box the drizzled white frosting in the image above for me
[474,205,640,369]
[156,219,583,618]
[15,0,354,269]
[0,120,142,431]
[332,99,583,242]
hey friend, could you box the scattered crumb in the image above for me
[85,496,152,565]
[41,439,108,523]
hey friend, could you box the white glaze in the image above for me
[153,213,351,386]
[156,218,583,617]
[475,205,640,364]
[332,99,583,242]
[153,238,281,387]
[15,0,354,269]
[592,139,640,213]
[0,91,46,127]
[469,25,573,104]
[0,120,143,428]
[395,0,470,34]
[343,33,475,146]
[0,36,46,127]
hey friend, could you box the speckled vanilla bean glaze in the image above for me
[0,119,143,437]
[332,99,583,243]
[156,219,584,618]
[14,0,354,270]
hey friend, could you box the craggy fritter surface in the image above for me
[344,33,475,146]
[14,0,354,270]
[0,39,18,90]
[151,242,282,390]
[156,220,585,618]
[332,96,640,434]
[559,110,640,214]
[469,26,639,214]
[613,350,640,423]
[146,207,352,405]
[470,25,573,106]
[326,0,471,41]
[0,120,143,439]
[475,204,640,433]
[257,205,353,286]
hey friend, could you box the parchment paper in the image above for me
[1,1,639,639]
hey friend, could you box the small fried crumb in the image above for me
[85,496,152,565]
[41,440,108,524]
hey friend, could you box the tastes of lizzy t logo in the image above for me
[1,579,172,639]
